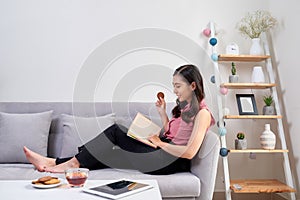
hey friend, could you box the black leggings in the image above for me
[56,124,190,175]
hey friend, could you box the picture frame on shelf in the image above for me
[236,94,258,115]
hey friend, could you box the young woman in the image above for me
[24,64,215,175]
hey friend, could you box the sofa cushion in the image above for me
[60,113,116,158]
[0,111,53,163]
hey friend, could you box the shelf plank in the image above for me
[229,149,288,153]
[218,54,271,62]
[230,179,296,193]
[221,83,276,89]
[224,115,282,119]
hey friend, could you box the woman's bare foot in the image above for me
[45,157,80,173]
[23,146,56,172]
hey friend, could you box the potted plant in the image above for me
[263,94,276,115]
[229,62,239,83]
[235,132,247,150]
[236,10,277,55]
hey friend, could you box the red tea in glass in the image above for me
[65,168,89,187]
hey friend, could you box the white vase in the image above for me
[250,38,263,55]
[251,66,265,83]
[260,124,276,150]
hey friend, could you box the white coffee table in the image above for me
[0,179,162,200]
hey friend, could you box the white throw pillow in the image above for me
[60,113,116,158]
[0,111,53,163]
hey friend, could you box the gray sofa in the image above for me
[0,102,220,200]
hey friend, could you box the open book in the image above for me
[127,112,161,148]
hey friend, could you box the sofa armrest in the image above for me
[191,130,220,200]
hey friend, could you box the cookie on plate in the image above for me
[38,176,52,183]
[32,176,60,185]
[44,178,60,185]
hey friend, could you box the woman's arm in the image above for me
[149,109,211,159]
[156,97,169,131]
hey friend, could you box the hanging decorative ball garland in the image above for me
[217,121,226,128]
[203,26,218,83]
[204,25,230,158]
[220,87,228,95]
[218,127,227,136]
[209,38,218,61]
[220,147,229,157]
[210,75,215,84]
[205,27,227,131]
[223,107,230,115]
[211,53,218,62]
[203,28,211,37]
[209,38,217,46]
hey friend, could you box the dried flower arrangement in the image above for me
[237,10,277,39]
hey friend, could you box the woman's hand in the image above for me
[148,135,162,147]
[155,94,169,133]
[156,97,166,114]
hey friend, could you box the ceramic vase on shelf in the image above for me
[251,66,265,83]
[229,75,239,83]
[260,124,276,150]
[249,38,263,55]
[263,105,276,115]
[235,139,247,150]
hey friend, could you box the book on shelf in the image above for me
[127,112,161,148]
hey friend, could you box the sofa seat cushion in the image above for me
[0,164,43,180]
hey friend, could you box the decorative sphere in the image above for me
[217,121,226,128]
[210,75,215,84]
[220,87,228,95]
[220,148,229,157]
[218,127,227,136]
[209,38,217,46]
[223,107,230,115]
[203,28,211,37]
[211,53,218,61]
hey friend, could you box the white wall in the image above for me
[1,0,299,197]
[0,0,270,102]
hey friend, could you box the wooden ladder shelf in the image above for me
[208,21,296,200]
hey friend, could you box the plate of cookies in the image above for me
[31,176,62,189]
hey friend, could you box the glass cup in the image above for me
[65,168,89,187]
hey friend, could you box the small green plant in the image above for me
[237,132,245,140]
[231,62,237,75]
[263,94,274,106]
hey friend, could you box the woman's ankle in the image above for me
[69,157,80,168]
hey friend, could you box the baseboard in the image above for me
[213,192,287,200]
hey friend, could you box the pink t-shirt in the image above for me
[163,100,215,145]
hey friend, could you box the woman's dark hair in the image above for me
[172,64,205,123]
